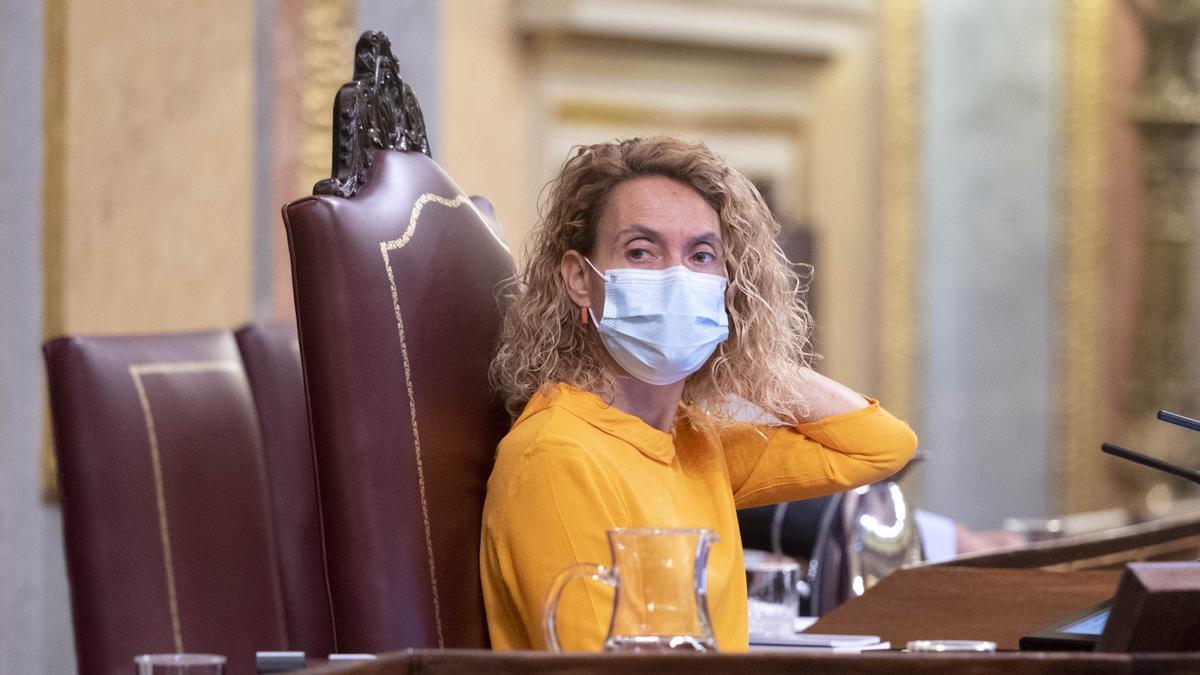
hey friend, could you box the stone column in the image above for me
[1122,0,1200,512]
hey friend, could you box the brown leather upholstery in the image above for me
[284,149,514,651]
[235,322,336,654]
[468,195,501,232]
[44,331,287,675]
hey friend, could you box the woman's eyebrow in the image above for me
[616,224,661,241]
[689,233,723,251]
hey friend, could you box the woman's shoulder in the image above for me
[488,406,618,504]
[496,404,607,464]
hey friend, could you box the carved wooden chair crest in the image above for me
[314,30,430,198]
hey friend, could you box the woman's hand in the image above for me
[792,368,869,423]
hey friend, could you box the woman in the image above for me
[481,137,917,651]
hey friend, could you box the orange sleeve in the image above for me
[721,399,918,509]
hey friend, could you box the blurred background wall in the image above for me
[918,0,1060,528]
[3,0,1199,671]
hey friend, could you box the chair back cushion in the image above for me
[44,331,287,675]
[284,149,513,650]
[235,322,336,654]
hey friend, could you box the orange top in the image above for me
[480,384,917,651]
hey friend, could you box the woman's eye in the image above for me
[627,248,650,261]
[692,251,716,265]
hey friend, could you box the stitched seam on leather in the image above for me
[379,192,472,648]
[130,360,241,654]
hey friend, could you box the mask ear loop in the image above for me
[582,256,606,280]
[580,257,606,326]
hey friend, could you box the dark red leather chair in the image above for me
[44,331,287,675]
[235,322,335,655]
[283,32,513,651]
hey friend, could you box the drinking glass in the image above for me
[134,654,226,674]
[745,559,801,638]
[906,640,996,653]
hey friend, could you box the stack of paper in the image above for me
[748,632,891,652]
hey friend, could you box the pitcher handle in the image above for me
[543,562,614,652]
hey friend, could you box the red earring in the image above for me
[580,306,588,325]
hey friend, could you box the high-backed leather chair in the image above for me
[235,322,335,654]
[44,331,287,675]
[283,32,514,651]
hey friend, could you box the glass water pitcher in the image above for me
[543,527,720,653]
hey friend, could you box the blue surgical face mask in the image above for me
[584,257,730,385]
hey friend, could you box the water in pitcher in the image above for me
[604,634,718,653]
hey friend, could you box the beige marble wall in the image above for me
[43,1,257,338]
[806,29,876,390]
[1057,0,1111,514]
[439,0,537,259]
[41,0,258,494]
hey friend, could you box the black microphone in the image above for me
[1100,442,1200,486]
[1158,409,1200,433]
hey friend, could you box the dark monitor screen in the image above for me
[1059,607,1110,636]
[1020,599,1113,651]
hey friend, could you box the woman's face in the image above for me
[562,176,724,319]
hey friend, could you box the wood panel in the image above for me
[929,512,1200,571]
[809,566,1121,652]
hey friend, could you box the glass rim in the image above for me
[134,654,227,665]
[743,559,802,572]
[905,639,996,653]
[607,527,717,537]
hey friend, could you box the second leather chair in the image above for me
[44,331,288,675]
[235,322,336,655]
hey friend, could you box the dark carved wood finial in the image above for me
[314,31,431,198]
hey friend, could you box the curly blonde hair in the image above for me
[491,136,815,424]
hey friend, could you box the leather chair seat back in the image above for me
[44,331,287,675]
[285,149,514,651]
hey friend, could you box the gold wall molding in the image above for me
[300,0,355,196]
[556,100,805,135]
[1057,0,1109,513]
[878,0,921,424]
[41,0,70,500]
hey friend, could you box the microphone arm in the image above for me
[1101,442,1200,486]
[1158,409,1200,434]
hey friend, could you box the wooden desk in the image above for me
[298,567,1200,673]
[299,649,1200,674]
[808,565,1119,650]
